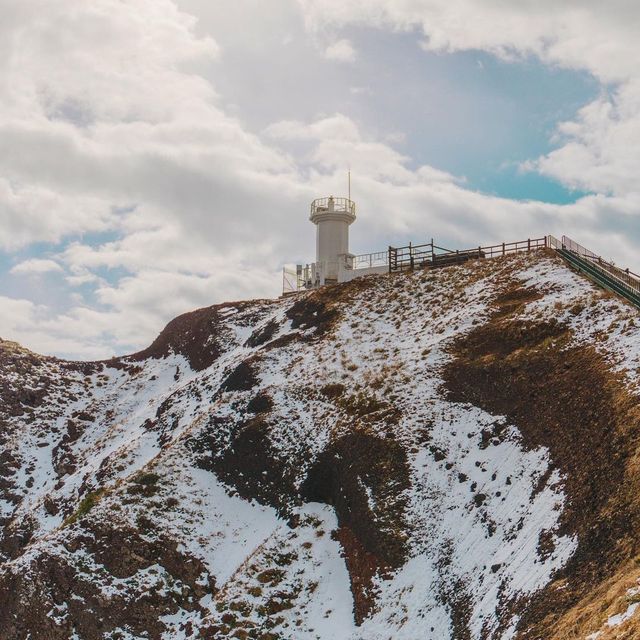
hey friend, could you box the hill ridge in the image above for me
[1,250,640,639]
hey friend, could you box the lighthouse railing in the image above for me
[310,197,356,217]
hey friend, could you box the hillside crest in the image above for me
[1,250,640,640]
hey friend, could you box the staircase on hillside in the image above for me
[548,235,640,309]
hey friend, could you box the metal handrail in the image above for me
[561,236,599,260]
[351,251,388,269]
[559,235,640,295]
[547,235,562,250]
[591,259,640,292]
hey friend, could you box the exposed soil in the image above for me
[0,340,50,418]
[301,431,411,570]
[333,525,383,624]
[300,431,411,625]
[442,283,640,637]
[285,277,378,341]
[247,392,273,414]
[336,391,401,428]
[0,521,215,640]
[127,304,229,371]
[0,516,35,561]
[220,358,260,393]
[196,414,301,515]
[52,418,86,477]
[245,319,279,348]
[286,295,339,337]
[194,393,411,624]
[440,578,473,640]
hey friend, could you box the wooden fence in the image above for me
[388,237,549,273]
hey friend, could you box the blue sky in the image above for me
[202,6,599,203]
[348,39,598,204]
[1,0,639,359]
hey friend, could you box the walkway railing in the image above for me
[351,251,388,269]
[285,233,640,310]
[388,237,548,273]
[562,236,640,293]
[550,235,640,307]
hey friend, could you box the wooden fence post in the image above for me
[502,242,505,256]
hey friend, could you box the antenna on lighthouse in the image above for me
[348,167,351,202]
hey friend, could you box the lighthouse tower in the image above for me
[309,196,356,285]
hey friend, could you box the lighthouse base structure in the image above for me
[282,253,389,295]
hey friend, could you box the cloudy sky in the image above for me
[1,0,639,359]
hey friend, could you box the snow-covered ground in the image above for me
[1,249,640,639]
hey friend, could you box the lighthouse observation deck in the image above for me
[310,196,356,221]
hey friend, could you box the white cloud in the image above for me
[0,296,106,360]
[324,38,356,62]
[531,84,640,195]
[0,0,312,357]
[0,178,117,251]
[10,259,63,275]
[297,1,639,80]
[265,113,361,142]
[349,86,372,96]
[297,0,640,196]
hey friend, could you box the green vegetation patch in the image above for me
[134,472,160,486]
[63,488,107,527]
[126,471,162,498]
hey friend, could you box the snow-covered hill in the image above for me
[1,249,640,640]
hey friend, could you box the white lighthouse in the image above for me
[282,192,389,294]
[309,196,356,285]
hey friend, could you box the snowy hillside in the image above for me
[1,249,640,640]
